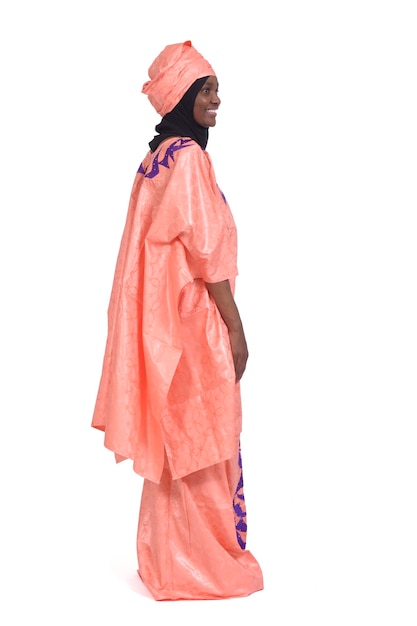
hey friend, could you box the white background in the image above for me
[1,1,416,624]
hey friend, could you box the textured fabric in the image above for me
[92,137,241,483]
[142,41,215,116]
[137,444,264,600]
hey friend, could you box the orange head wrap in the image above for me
[142,40,216,117]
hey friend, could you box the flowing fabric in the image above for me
[137,443,263,600]
[92,136,263,599]
[92,138,242,483]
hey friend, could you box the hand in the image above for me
[204,280,248,383]
[228,327,248,383]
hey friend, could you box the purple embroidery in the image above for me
[233,444,247,550]
[137,138,195,178]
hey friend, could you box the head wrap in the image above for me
[148,76,210,153]
[142,40,215,117]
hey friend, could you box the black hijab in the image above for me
[148,76,209,153]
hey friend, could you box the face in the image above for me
[193,76,221,127]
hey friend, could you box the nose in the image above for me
[211,91,221,105]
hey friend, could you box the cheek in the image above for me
[193,104,204,122]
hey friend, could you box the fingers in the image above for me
[228,328,248,383]
[234,354,248,383]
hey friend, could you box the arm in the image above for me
[205,279,248,383]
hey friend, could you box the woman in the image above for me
[92,40,263,600]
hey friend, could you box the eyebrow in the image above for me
[204,80,219,88]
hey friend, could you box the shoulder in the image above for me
[140,138,209,180]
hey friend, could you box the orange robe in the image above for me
[137,447,263,600]
[92,137,263,599]
[92,137,242,483]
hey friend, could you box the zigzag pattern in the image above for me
[138,138,194,178]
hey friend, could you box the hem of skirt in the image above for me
[138,570,264,601]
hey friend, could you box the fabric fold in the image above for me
[137,445,264,600]
[92,138,240,483]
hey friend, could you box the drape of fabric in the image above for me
[92,137,241,483]
[137,443,264,600]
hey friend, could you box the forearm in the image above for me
[205,279,248,382]
[204,279,243,332]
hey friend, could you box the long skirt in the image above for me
[137,444,264,600]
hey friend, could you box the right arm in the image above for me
[204,279,248,383]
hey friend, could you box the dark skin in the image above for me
[192,76,220,127]
[205,280,248,383]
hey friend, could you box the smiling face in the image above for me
[193,76,220,127]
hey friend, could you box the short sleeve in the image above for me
[172,142,238,282]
